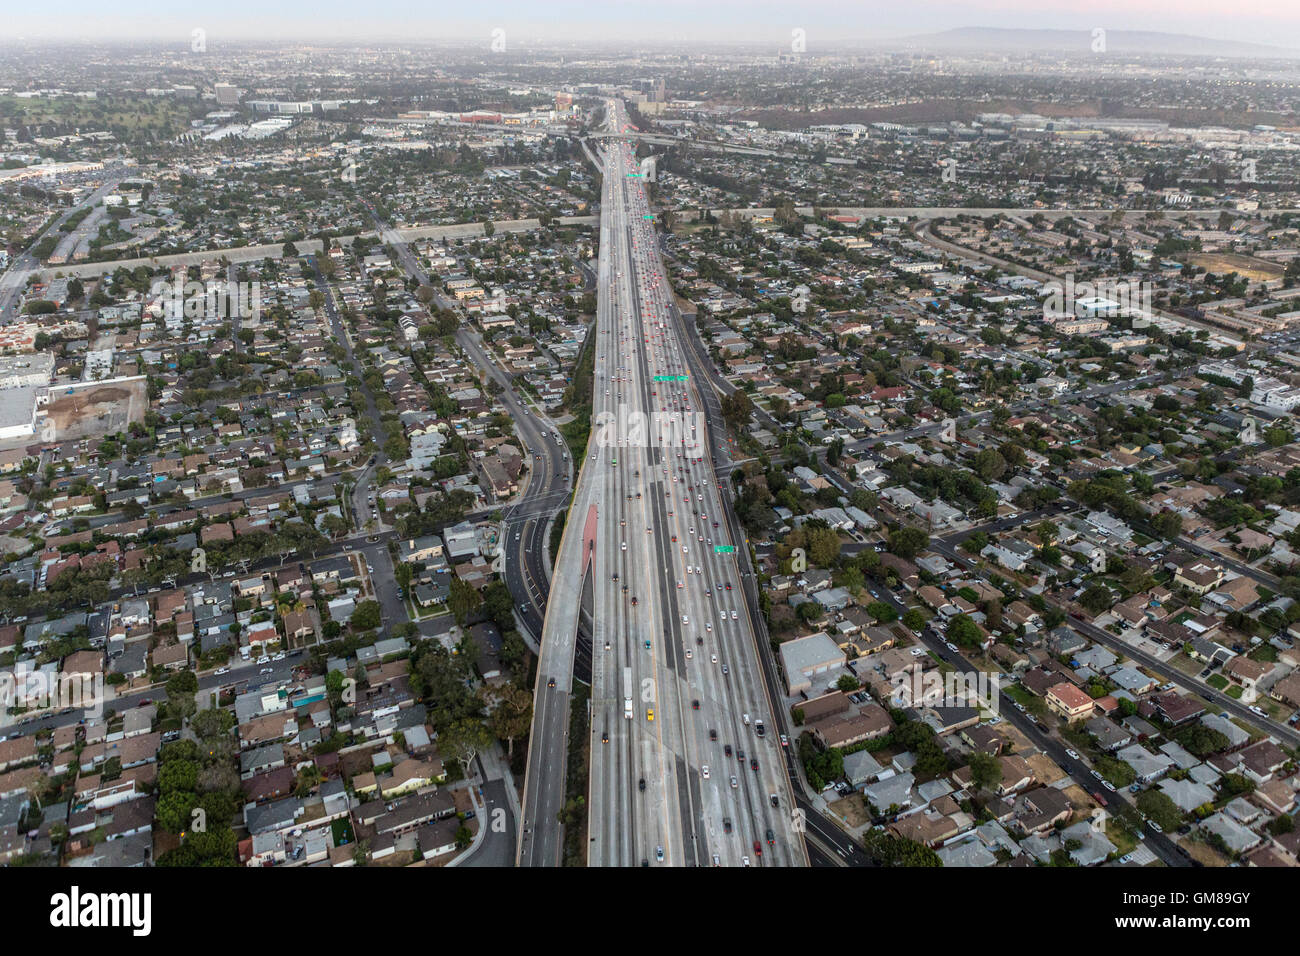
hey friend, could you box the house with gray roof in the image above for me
[863,771,915,814]
[844,749,884,787]
[1157,778,1215,814]
[1116,744,1176,784]
[1200,812,1262,855]
[937,838,997,867]
[1200,712,1251,749]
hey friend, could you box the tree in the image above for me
[902,608,926,632]
[481,580,515,631]
[720,390,753,432]
[439,718,494,775]
[1151,511,1183,540]
[1080,585,1113,615]
[165,670,198,722]
[972,449,1008,483]
[967,749,1002,791]
[888,526,929,561]
[350,600,382,632]
[1135,790,1183,832]
[867,601,898,623]
[484,684,533,757]
[448,577,482,628]
[947,614,982,648]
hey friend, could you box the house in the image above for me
[1174,560,1224,595]
[1139,691,1205,726]
[1046,682,1094,721]
[1009,787,1073,835]
[809,704,892,749]
[1115,743,1175,784]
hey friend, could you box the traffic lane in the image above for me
[462,777,517,867]
[518,679,570,866]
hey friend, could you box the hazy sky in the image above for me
[4,0,1298,49]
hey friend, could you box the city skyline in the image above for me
[3,1,1299,50]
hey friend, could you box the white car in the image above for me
[730,775,738,789]
[711,654,717,663]
[1066,749,1080,760]
[214,667,229,676]
[701,765,710,778]
[730,610,738,620]
[682,615,689,625]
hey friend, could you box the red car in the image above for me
[753,840,762,856]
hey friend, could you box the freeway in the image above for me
[542,99,802,868]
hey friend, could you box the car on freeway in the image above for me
[730,775,738,789]
[547,677,556,688]
[702,765,710,778]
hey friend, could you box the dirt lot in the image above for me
[1182,838,1231,868]
[1187,253,1283,282]
[1062,782,1101,812]
[41,377,147,443]
[1024,751,1067,785]
[827,793,870,828]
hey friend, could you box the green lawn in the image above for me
[331,818,355,847]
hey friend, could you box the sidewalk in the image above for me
[446,782,485,867]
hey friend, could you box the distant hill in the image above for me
[889,27,1299,59]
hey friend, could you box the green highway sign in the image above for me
[714,545,736,554]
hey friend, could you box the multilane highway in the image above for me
[520,100,802,867]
